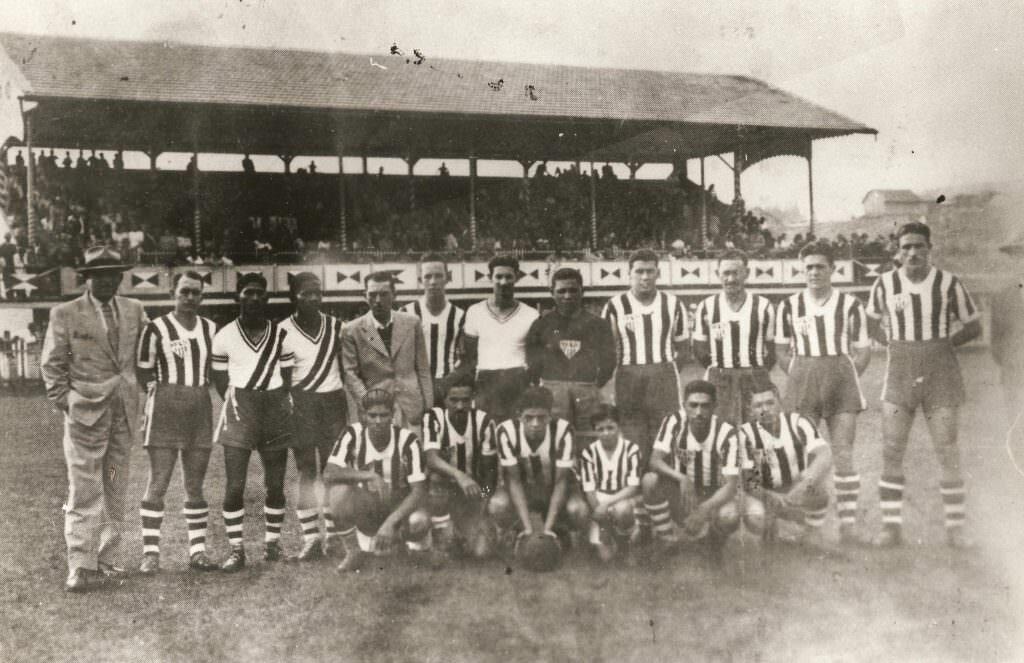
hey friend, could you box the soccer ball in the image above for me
[515,533,563,573]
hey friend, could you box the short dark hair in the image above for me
[518,386,554,412]
[172,270,205,292]
[488,255,519,276]
[288,271,321,301]
[747,382,781,403]
[798,241,835,265]
[365,271,396,290]
[550,267,583,290]
[236,272,267,294]
[362,388,395,410]
[589,403,620,428]
[896,222,931,245]
[683,379,717,403]
[717,249,749,266]
[420,253,448,269]
[627,249,659,270]
[442,371,476,397]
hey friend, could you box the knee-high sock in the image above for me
[939,480,966,530]
[297,508,320,544]
[223,507,245,548]
[140,501,163,556]
[183,501,209,556]
[264,504,286,543]
[834,473,860,525]
[646,500,673,539]
[879,476,905,530]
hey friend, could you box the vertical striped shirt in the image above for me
[496,418,574,489]
[602,290,689,366]
[211,319,295,391]
[137,313,216,386]
[401,298,465,379]
[278,313,344,392]
[776,290,870,357]
[422,406,496,480]
[652,412,740,497]
[327,423,425,488]
[740,413,826,491]
[692,292,774,368]
[867,267,979,342]
[579,436,642,494]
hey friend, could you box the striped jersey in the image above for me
[867,267,979,342]
[211,319,295,391]
[652,412,740,497]
[327,423,425,488]
[692,292,774,368]
[579,436,641,494]
[422,406,496,479]
[496,417,574,488]
[740,413,826,491]
[776,290,870,357]
[137,313,216,386]
[401,298,465,379]
[602,290,689,366]
[278,313,344,392]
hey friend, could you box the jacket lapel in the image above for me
[390,316,410,355]
[77,295,118,362]
[361,312,390,357]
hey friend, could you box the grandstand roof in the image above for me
[0,32,876,163]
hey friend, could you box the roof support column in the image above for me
[589,161,598,250]
[626,161,643,180]
[280,155,293,174]
[362,153,368,176]
[700,157,708,249]
[143,149,160,170]
[404,155,419,210]
[338,142,348,250]
[469,155,478,251]
[192,152,201,258]
[733,150,744,203]
[24,112,35,245]
[807,138,815,235]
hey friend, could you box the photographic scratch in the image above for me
[369,58,388,71]
[488,78,504,91]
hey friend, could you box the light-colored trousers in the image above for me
[62,395,133,571]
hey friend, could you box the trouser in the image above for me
[62,396,134,572]
[541,379,602,444]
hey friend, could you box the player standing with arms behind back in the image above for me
[776,243,870,543]
[136,271,219,573]
[279,272,347,561]
[867,222,981,548]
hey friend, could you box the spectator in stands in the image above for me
[62,151,72,169]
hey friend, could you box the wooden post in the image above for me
[807,138,815,235]
[469,156,478,250]
[733,150,743,203]
[192,152,201,256]
[627,161,643,180]
[405,155,419,210]
[589,161,598,249]
[700,157,708,248]
[338,142,348,250]
[24,113,35,244]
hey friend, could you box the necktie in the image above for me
[101,302,118,353]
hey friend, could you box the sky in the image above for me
[1,0,1022,223]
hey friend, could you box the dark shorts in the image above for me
[143,383,213,449]
[882,339,965,411]
[215,387,293,451]
[615,362,680,459]
[476,367,530,422]
[784,355,866,421]
[705,366,774,426]
[429,476,490,532]
[292,389,347,453]
[540,380,602,438]
[333,484,422,536]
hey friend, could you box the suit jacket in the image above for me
[41,293,147,436]
[341,310,433,424]
[991,282,1024,371]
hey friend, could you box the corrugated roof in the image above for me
[0,32,875,133]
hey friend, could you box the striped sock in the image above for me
[940,480,966,531]
[834,473,861,525]
[430,513,452,534]
[297,508,321,544]
[323,508,339,539]
[803,505,828,529]
[223,507,245,548]
[264,504,286,543]
[646,501,673,539]
[183,501,209,556]
[879,476,905,530]
[140,501,163,556]
[634,502,649,529]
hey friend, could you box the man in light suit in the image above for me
[42,246,148,592]
[342,271,432,430]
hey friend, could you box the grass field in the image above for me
[1,350,1022,663]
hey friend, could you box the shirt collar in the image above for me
[86,290,118,315]
[372,312,393,330]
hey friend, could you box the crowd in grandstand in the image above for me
[1,148,897,288]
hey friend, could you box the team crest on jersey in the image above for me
[709,322,725,341]
[623,313,644,332]
[794,316,812,337]
[167,339,190,358]
[892,293,911,312]
[559,339,581,359]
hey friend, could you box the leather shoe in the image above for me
[220,547,246,573]
[98,561,128,579]
[298,539,325,562]
[264,540,294,562]
[138,554,160,575]
[65,568,108,593]
[189,552,219,572]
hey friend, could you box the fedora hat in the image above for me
[77,245,133,274]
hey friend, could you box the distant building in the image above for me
[862,189,930,220]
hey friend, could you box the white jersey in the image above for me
[867,267,979,342]
[692,292,774,369]
[463,300,538,371]
[579,436,641,494]
[741,413,827,491]
[602,290,689,366]
[776,290,869,357]
[401,298,465,379]
[137,313,216,386]
[496,417,574,489]
[422,406,496,479]
[278,313,344,393]
[211,319,295,391]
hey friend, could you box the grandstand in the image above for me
[0,32,880,307]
